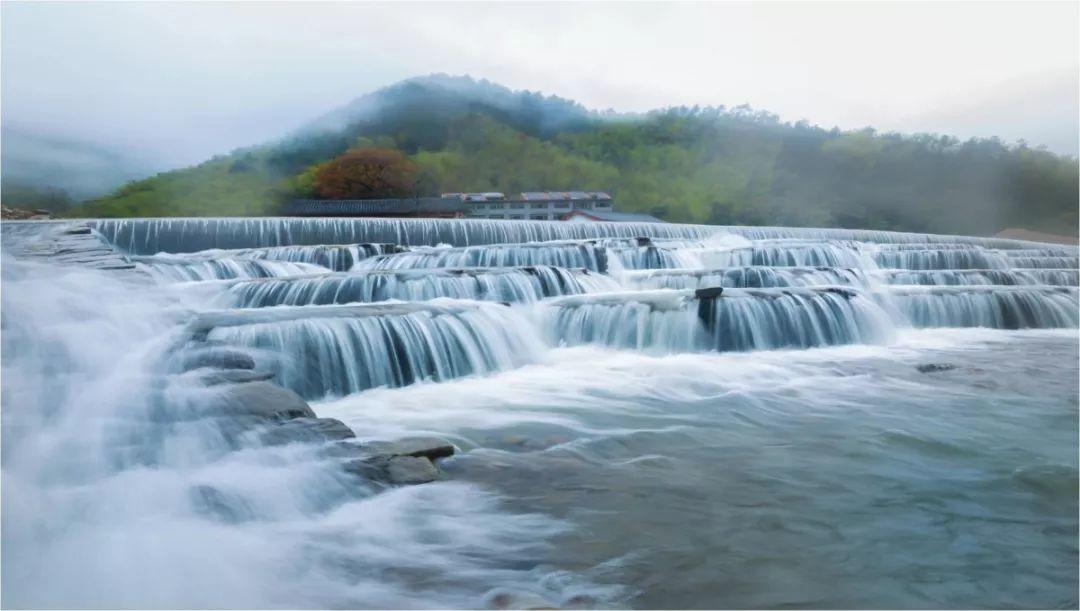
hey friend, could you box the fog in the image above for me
[1,1,1077,189]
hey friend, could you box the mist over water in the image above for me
[2,218,1077,608]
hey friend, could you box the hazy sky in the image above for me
[3,1,1077,170]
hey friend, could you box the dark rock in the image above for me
[634,236,653,247]
[384,456,439,484]
[342,453,440,485]
[260,417,356,445]
[694,286,724,300]
[916,363,957,374]
[214,381,315,421]
[824,287,857,298]
[484,590,559,610]
[63,226,92,235]
[198,369,275,386]
[182,348,256,371]
[365,437,456,460]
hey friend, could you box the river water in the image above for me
[2,218,1077,608]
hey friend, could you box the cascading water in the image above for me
[879,268,1080,286]
[136,256,330,282]
[891,286,1079,329]
[226,266,619,308]
[543,287,893,352]
[199,301,546,399]
[5,217,1078,609]
[354,241,611,272]
[625,266,868,289]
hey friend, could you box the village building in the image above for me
[286,190,664,222]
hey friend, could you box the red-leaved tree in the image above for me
[314,148,419,199]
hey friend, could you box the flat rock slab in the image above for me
[260,417,356,445]
[198,369,275,385]
[364,437,456,460]
[343,455,439,485]
[182,348,256,371]
[916,363,957,373]
[214,381,315,421]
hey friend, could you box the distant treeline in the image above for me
[72,75,1078,236]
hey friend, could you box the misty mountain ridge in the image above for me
[1,126,156,208]
[54,74,1080,236]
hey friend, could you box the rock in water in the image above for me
[384,456,440,484]
[197,369,275,386]
[341,454,440,485]
[215,381,316,421]
[260,417,356,445]
[364,437,456,460]
[916,363,957,373]
[181,348,256,371]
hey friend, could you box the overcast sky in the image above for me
[3,1,1077,170]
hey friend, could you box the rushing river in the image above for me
[2,218,1077,609]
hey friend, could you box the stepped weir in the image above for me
[3,217,1078,609]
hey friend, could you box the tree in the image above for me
[313,147,419,199]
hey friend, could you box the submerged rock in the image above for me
[484,590,560,610]
[916,363,957,373]
[189,484,254,523]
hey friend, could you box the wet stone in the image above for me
[364,437,456,460]
[214,381,316,421]
[182,348,256,371]
[341,453,440,485]
[384,456,439,485]
[198,369,275,386]
[260,417,356,445]
[694,286,724,300]
[916,363,957,373]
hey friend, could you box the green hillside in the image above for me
[73,75,1079,236]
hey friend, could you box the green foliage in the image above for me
[1,182,74,213]
[72,79,1079,236]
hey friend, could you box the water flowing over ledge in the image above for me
[226,266,618,308]
[91,217,1076,255]
[5,218,1079,609]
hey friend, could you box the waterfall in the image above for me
[880,269,1080,286]
[685,241,872,269]
[200,301,545,399]
[1006,255,1079,269]
[136,257,329,282]
[544,287,894,352]
[5,216,1080,609]
[891,286,1079,329]
[90,217,1065,255]
[624,266,868,289]
[237,243,403,271]
[353,241,611,272]
[226,266,619,308]
[872,248,1009,270]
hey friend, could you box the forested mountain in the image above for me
[72,74,1078,236]
[2,127,154,213]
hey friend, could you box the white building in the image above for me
[444,191,615,221]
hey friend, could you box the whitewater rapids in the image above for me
[2,217,1076,609]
